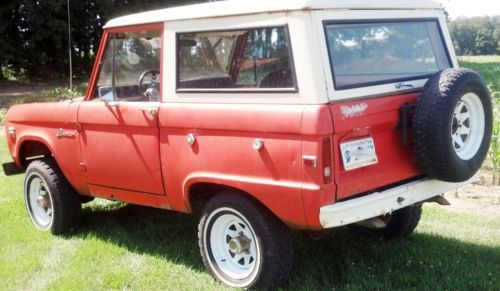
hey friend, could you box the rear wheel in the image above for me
[352,204,422,238]
[24,158,81,235]
[381,203,422,238]
[198,192,292,289]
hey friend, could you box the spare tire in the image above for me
[413,68,492,182]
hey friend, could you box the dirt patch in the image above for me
[440,183,500,215]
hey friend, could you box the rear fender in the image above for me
[182,172,308,229]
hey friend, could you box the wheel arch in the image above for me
[183,174,308,229]
[17,137,54,168]
[188,182,257,211]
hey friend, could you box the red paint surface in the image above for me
[158,103,307,227]
[330,93,421,200]
[78,101,165,196]
[5,102,87,194]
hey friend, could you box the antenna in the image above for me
[67,0,73,91]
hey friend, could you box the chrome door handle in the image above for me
[140,107,158,118]
[395,82,414,89]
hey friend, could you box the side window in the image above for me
[95,29,162,101]
[177,26,296,91]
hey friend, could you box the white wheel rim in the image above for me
[451,92,485,160]
[204,208,260,287]
[25,173,53,229]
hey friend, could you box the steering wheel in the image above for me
[138,69,161,101]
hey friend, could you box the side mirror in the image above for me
[98,86,115,101]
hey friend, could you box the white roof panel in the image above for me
[104,0,443,28]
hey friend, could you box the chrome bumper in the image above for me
[319,178,471,228]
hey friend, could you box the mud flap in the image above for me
[2,162,25,176]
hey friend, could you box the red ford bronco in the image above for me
[3,0,493,288]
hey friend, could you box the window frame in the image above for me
[175,25,298,94]
[85,23,164,102]
[322,18,453,91]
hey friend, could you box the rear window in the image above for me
[324,19,451,90]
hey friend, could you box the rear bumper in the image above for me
[319,178,472,228]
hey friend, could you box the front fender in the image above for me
[13,133,55,166]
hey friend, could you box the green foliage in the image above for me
[459,55,500,184]
[449,16,500,56]
[0,0,202,81]
[0,83,87,114]
[0,108,6,126]
[489,98,500,185]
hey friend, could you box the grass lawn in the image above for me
[1,56,499,289]
[1,143,500,290]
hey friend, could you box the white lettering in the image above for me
[340,103,368,118]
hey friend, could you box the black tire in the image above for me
[351,204,423,238]
[24,158,81,235]
[413,68,492,182]
[381,203,423,238]
[198,192,293,289]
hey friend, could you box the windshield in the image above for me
[324,20,451,90]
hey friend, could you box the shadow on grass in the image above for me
[77,202,499,290]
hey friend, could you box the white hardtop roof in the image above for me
[104,0,443,28]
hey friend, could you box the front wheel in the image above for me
[198,192,292,289]
[24,158,81,235]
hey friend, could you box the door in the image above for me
[79,24,165,195]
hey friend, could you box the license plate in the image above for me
[340,137,378,171]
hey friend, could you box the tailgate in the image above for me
[330,92,422,200]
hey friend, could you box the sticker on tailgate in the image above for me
[340,137,378,171]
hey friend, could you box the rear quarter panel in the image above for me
[159,103,338,229]
[159,103,309,228]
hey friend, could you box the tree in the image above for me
[0,0,203,81]
[449,16,500,56]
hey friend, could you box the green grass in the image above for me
[1,136,499,290]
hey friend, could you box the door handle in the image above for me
[140,107,158,118]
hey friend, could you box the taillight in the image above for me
[322,137,332,184]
